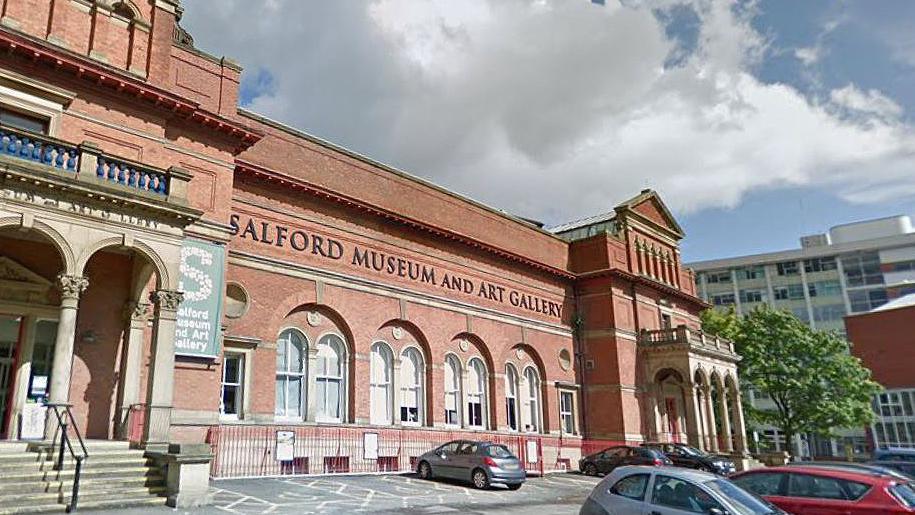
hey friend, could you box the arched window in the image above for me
[315,333,345,422]
[112,2,137,20]
[370,342,394,425]
[444,355,461,426]
[400,348,424,425]
[505,364,519,432]
[524,367,541,433]
[467,358,488,429]
[276,329,306,419]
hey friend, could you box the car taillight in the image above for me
[484,457,498,467]
[653,458,663,466]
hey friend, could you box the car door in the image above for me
[453,441,479,481]
[660,445,689,468]
[645,473,728,515]
[785,472,854,515]
[732,471,793,513]
[600,447,629,474]
[433,441,463,479]
[591,472,651,515]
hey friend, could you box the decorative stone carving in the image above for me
[515,348,525,360]
[459,339,470,352]
[126,301,151,321]
[56,274,89,300]
[306,311,321,327]
[150,289,184,311]
[392,326,404,340]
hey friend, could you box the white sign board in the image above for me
[30,376,47,397]
[275,430,295,462]
[526,440,539,464]
[363,432,379,460]
[20,403,46,440]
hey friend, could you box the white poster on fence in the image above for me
[526,440,539,464]
[275,430,295,461]
[364,432,379,460]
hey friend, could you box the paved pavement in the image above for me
[91,472,601,515]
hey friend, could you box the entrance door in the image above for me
[665,398,681,443]
[0,316,23,438]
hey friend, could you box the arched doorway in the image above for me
[652,368,688,444]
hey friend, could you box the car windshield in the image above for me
[705,479,780,515]
[890,483,915,508]
[680,445,707,457]
[486,445,515,459]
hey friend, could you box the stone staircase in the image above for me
[0,440,167,514]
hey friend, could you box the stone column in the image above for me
[730,389,750,454]
[684,383,704,450]
[7,315,35,438]
[703,386,720,453]
[143,289,183,450]
[304,347,318,423]
[116,302,150,439]
[392,357,402,427]
[718,390,734,452]
[460,369,470,429]
[45,274,88,439]
[647,384,661,442]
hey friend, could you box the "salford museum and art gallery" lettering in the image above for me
[229,214,563,319]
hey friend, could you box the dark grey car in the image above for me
[417,440,526,490]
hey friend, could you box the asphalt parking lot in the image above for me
[95,473,601,515]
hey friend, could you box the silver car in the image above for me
[416,440,526,490]
[580,466,785,515]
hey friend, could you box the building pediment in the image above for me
[615,189,685,240]
[0,256,53,304]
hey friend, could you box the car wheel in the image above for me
[472,469,490,490]
[583,463,598,476]
[418,461,433,480]
[507,483,522,491]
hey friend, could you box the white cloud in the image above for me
[182,0,915,225]
[794,46,820,65]
[830,84,904,119]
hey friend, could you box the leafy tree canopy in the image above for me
[701,305,880,456]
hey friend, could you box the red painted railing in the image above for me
[205,424,610,479]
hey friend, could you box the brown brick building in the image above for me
[0,0,747,474]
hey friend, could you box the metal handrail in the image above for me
[46,402,89,513]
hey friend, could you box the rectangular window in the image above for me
[0,107,49,134]
[776,261,800,276]
[812,304,846,323]
[506,397,517,431]
[808,280,842,298]
[560,391,575,434]
[803,257,837,273]
[739,289,765,303]
[706,271,732,284]
[848,288,888,312]
[221,353,244,419]
[842,252,883,287]
[468,400,483,427]
[738,266,765,280]
[711,293,735,306]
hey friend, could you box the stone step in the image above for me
[0,485,167,508]
[0,492,167,514]
[0,465,159,484]
[0,448,145,464]
[27,440,131,453]
[0,443,29,455]
[0,474,164,495]
[0,456,152,474]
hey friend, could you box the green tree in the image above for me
[702,305,880,457]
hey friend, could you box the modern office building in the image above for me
[688,215,915,457]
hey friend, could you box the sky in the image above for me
[182,0,915,263]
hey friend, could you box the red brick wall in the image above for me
[846,306,915,389]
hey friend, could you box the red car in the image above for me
[731,465,915,514]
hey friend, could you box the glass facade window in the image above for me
[791,307,810,322]
[774,284,805,301]
[804,257,837,273]
[739,289,766,303]
[706,271,732,284]
[776,261,800,276]
[848,288,888,312]
[711,293,735,306]
[842,253,883,287]
[738,266,765,280]
[524,367,541,433]
[467,358,488,429]
[873,390,915,449]
[276,329,306,419]
[812,304,846,323]
[889,260,915,272]
[399,348,424,425]
[808,280,842,297]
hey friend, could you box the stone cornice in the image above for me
[0,27,262,152]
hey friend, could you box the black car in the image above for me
[641,442,736,475]
[579,445,672,476]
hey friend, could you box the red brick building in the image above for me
[0,0,746,475]
[845,295,915,449]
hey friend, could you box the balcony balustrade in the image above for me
[639,325,736,355]
[0,124,191,205]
